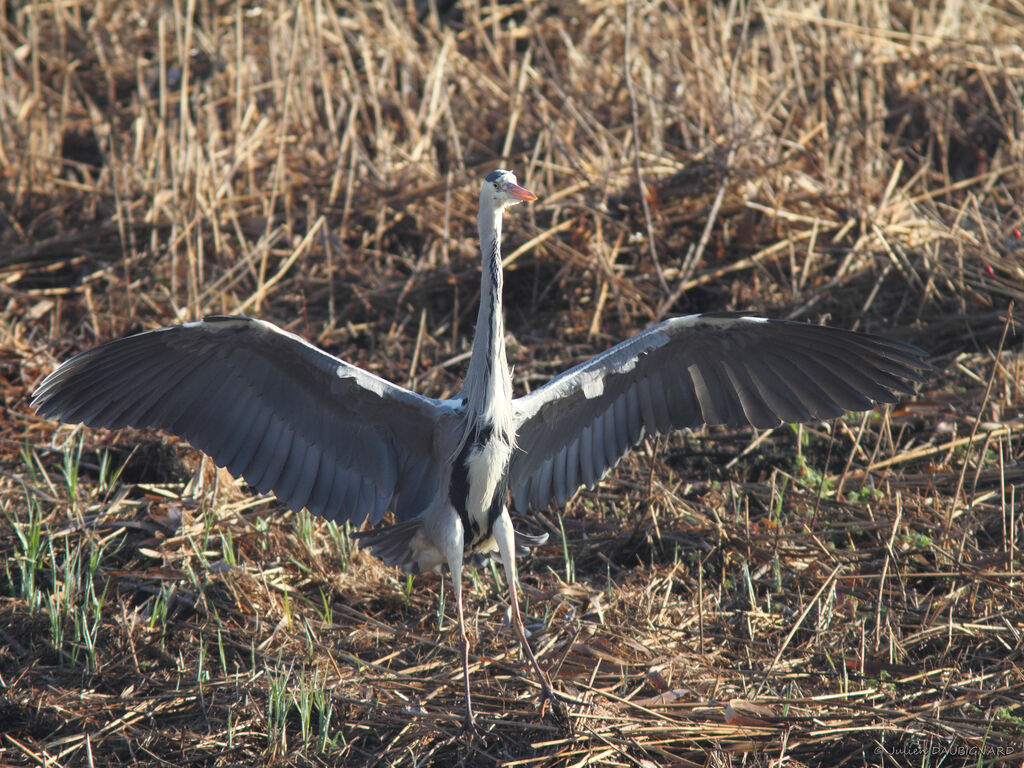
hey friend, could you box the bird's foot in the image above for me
[459,713,486,744]
[539,685,572,732]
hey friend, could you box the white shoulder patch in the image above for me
[338,365,387,398]
[665,314,769,332]
[581,374,604,399]
[615,355,639,375]
[665,313,703,328]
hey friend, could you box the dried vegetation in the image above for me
[2,0,1024,765]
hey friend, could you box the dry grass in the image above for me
[3,0,1024,765]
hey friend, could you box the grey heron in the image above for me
[32,169,928,738]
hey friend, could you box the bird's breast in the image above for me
[448,421,513,553]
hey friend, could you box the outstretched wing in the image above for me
[32,315,447,525]
[509,314,929,512]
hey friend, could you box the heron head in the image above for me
[481,169,537,211]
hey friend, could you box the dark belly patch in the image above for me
[448,440,477,542]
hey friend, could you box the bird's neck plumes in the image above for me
[464,201,513,436]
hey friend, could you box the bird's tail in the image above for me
[351,520,426,574]
[514,529,549,553]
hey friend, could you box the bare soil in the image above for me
[2,1,1023,765]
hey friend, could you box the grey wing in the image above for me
[509,313,929,513]
[32,315,446,526]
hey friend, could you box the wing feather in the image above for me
[783,350,873,413]
[552,446,568,506]
[608,400,627,467]
[32,316,445,526]
[739,351,811,423]
[193,381,257,460]
[224,400,273,478]
[119,357,213,427]
[718,358,775,428]
[595,414,611,485]
[625,386,644,444]
[536,456,554,510]
[646,370,673,434]
[253,417,295,492]
[306,450,337,520]
[510,314,928,513]
[610,396,627,461]
[133,363,207,427]
[564,439,580,503]
[591,412,607,482]
[85,356,183,427]
[581,423,597,489]
[275,433,312,511]
[664,357,702,426]
[326,466,356,524]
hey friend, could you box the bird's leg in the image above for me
[453,573,483,741]
[447,542,483,742]
[493,509,569,727]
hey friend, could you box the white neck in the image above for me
[462,200,513,436]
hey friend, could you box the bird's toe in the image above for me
[459,713,487,744]
[540,687,573,733]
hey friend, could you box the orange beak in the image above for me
[507,183,538,202]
